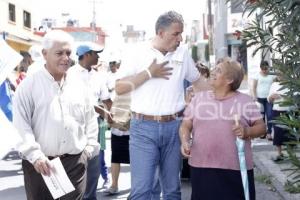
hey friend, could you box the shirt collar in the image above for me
[41,65,56,82]
[41,65,67,88]
[74,64,96,74]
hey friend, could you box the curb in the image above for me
[253,154,299,200]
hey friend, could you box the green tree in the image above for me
[240,0,300,190]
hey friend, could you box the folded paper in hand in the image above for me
[42,157,75,199]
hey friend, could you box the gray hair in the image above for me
[42,30,74,50]
[155,11,184,34]
[219,58,244,91]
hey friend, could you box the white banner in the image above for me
[0,38,23,85]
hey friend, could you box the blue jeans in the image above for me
[129,118,182,200]
[83,150,108,200]
[83,154,100,200]
[257,98,273,134]
[99,150,108,180]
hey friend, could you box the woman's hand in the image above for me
[232,125,249,140]
[181,140,191,158]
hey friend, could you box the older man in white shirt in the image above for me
[13,30,99,200]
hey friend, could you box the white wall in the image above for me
[0,0,41,42]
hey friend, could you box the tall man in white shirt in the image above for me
[115,11,203,200]
[13,30,99,200]
[67,43,112,200]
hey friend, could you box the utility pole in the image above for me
[88,0,102,41]
[214,0,228,60]
[207,0,215,66]
[89,0,98,30]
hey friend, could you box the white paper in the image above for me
[0,110,22,159]
[0,38,23,85]
[42,157,75,199]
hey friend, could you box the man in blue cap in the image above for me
[67,42,112,200]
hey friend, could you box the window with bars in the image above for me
[8,3,16,22]
[23,10,31,29]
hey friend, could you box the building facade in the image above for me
[0,0,42,53]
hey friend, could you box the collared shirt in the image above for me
[117,43,200,115]
[67,64,110,105]
[13,66,99,164]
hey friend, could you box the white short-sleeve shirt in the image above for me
[117,42,200,115]
[254,73,275,98]
[67,64,110,105]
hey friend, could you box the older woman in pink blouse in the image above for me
[180,58,266,200]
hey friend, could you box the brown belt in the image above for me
[132,110,184,122]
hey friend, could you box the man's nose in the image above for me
[178,34,183,42]
[62,52,70,59]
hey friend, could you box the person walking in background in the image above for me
[15,65,26,85]
[13,30,99,200]
[115,11,205,200]
[67,42,112,200]
[267,74,292,162]
[92,59,112,192]
[180,58,265,200]
[104,127,130,195]
[107,60,120,100]
[26,44,44,76]
[252,61,275,140]
[104,61,131,195]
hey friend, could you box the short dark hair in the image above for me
[260,61,269,69]
[78,50,93,61]
[155,11,184,34]
[109,61,117,67]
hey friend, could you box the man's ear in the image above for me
[157,28,165,38]
[42,49,47,59]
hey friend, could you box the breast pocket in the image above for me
[68,103,86,125]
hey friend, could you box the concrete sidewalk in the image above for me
[252,139,300,200]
